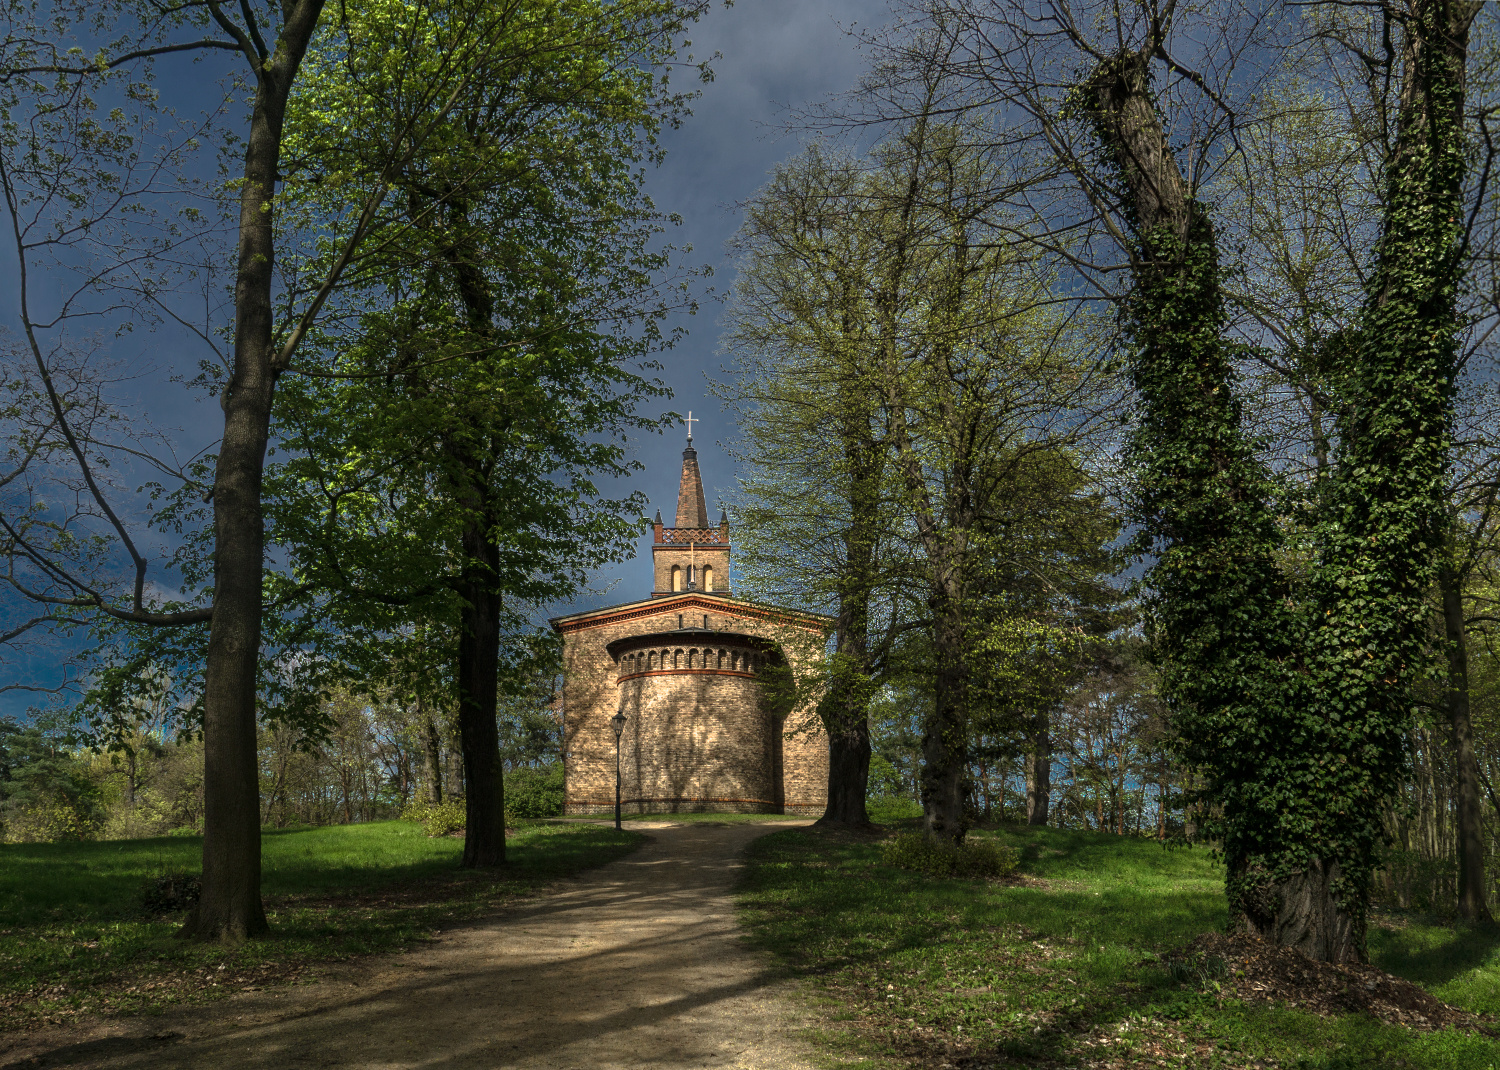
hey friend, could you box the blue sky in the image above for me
[0,1,890,714]
[554,0,885,612]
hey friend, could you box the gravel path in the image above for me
[3,821,821,1070]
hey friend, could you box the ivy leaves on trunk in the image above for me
[1072,0,1481,960]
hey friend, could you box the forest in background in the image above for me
[0,0,1495,963]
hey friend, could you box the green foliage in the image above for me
[1078,32,1470,944]
[867,754,906,799]
[0,726,103,843]
[400,797,466,837]
[867,795,924,823]
[504,764,564,820]
[879,831,1019,879]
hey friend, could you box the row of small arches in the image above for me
[670,564,715,591]
[620,647,761,674]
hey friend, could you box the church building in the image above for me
[550,428,831,815]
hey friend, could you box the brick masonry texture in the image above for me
[552,443,832,816]
[652,545,730,594]
[554,594,830,815]
[675,447,709,527]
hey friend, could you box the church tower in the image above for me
[550,423,832,816]
[651,419,730,596]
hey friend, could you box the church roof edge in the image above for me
[548,591,833,633]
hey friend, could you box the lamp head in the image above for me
[611,710,627,738]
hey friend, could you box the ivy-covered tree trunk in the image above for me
[1301,0,1480,946]
[1079,53,1356,961]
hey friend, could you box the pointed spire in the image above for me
[654,508,663,525]
[719,507,728,526]
[675,443,708,528]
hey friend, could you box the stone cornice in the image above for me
[616,669,759,682]
[549,592,832,635]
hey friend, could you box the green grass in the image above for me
[0,820,642,1030]
[739,823,1500,1069]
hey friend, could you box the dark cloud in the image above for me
[569,0,886,613]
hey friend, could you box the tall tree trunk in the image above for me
[817,313,882,829]
[1441,563,1493,922]
[181,2,325,942]
[922,591,968,843]
[456,523,506,867]
[820,713,872,826]
[422,706,444,806]
[1025,721,1050,826]
[1080,49,1358,961]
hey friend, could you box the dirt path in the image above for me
[3,821,822,1070]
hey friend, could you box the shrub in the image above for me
[867,795,923,823]
[880,831,1019,879]
[142,871,201,914]
[401,797,466,837]
[505,764,564,820]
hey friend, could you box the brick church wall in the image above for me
[556,594,830,816]
[652,545,730,594]
[616,671,775,813]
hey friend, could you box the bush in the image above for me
[880,831,1019,879]
[400,797,466,837]
[142,871,201,914]
[867,795,923,823]
[505,764,564,820]
[868,755,908,797]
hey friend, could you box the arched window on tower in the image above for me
[702,565,714,592]
[671,564,682,592]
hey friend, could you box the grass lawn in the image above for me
[0,820,641,1031]
[739,822,1500,1069]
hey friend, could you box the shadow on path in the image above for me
[7,822,817,1070]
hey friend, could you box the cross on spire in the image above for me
[684,410,698,442]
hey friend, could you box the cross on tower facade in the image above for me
[684,410,698,442]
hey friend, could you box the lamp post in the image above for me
[611,704,627,831]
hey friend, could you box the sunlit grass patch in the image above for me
[0,820,642,1031]
[739,823,1500,1068]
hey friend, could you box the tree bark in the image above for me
[1025,721,1050,826]
[1441,562,1493,922]
[921,591,967,843]
[455,525,507,867]
[422,705,444,806]
[817,396,880,829]
[181,1,325,942]
[820,714,872,826]
[1238,858,1361,963]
